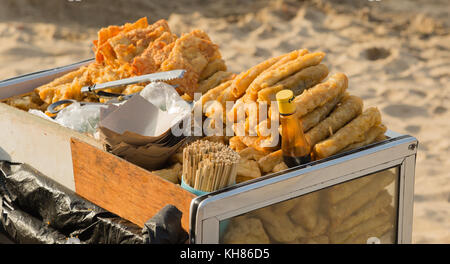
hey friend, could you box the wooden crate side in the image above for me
[70,138,195,231]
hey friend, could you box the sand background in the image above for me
[0,0,449,243]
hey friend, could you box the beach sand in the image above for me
[0,0,449,243]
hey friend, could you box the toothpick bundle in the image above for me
[182,140,240,192]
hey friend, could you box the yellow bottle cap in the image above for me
[276,89,296,115]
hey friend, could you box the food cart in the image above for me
[0,60,418,244]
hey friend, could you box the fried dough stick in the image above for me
[222,217,270,244]
[301,92,345,132]
[325,173,374,205]
[330,209,393,244]
[313,107,382,159]
[231,54,284,97]
[332,190,392,233]
[288,192,321,231]
[245,50,320,102]
[199,80,233,107]
[294,73,348,118]
[231,50,303,98]
[328,170,395,227]
[257,64,329,104]
[198,71,234,94]
[305,95,363,146]
[243,49,309,102]
[258,149,283,173]
[339,124,387,153]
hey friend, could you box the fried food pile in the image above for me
[222,169,397,244]
[4,17,231,111]
[195,49,387,182]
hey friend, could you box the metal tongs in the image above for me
[47,69,186,114]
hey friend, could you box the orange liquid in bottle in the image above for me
[280,112,311,167]
[276,89,311,168]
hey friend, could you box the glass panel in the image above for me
[220,167,399,244]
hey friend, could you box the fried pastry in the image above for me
[258,149,283,173]
[293,72,348,118]
[229,136,248,152]
[305,95,363,146]
[257,63,329,104]
[198,71,234,94]
[340,124,387,153]
[236,159,262,183]
[301,92,345,132]
[332,190,393,233]
[222,216,270,244]
[238,147,270,161]
[288,192,321,231]
[199,58,227,81]
[231,53,287,98]
[328,170,395,227]
[313,107,382,159]
[330,209,393,244]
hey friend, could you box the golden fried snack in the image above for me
[131,31,178,75]
[94,17,150,64]
[307,213,330,238]
[222,217,270,244]
[226,98,245,124]
[229,136,248,152]
[253,206,299,243]
[301,92,345,132]
[344,220,393,244]
[272,199,298,215]
[151,163,182,184]
[200,79,233,106]
[340,124,387,153]
[328,170,395,227]
[333,190,392,233]
[35,66,88,104]
[160,29,221,97]
[239,135,279,153]
[325,173,374,205]
[293,72,348,118]
[231,53,286,97]
[236,159,262,183]
[104,19,172,66]
[238,147,270,161]
[199,58,227,81]
[305,95,363,146]
[272,162,288,173]
[258,150,283,173]
[330,209,393,244]
[248,51,320,93]
[244,49,313,102]
[257,64,329,104]
[3,91,48,112]
[198,71,234,94]
[288,192,321,231]
[313,107,382,159]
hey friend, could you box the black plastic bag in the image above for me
[143,204,188,244]
[0,160,188,244]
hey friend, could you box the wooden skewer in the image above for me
[182,140,240,192]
